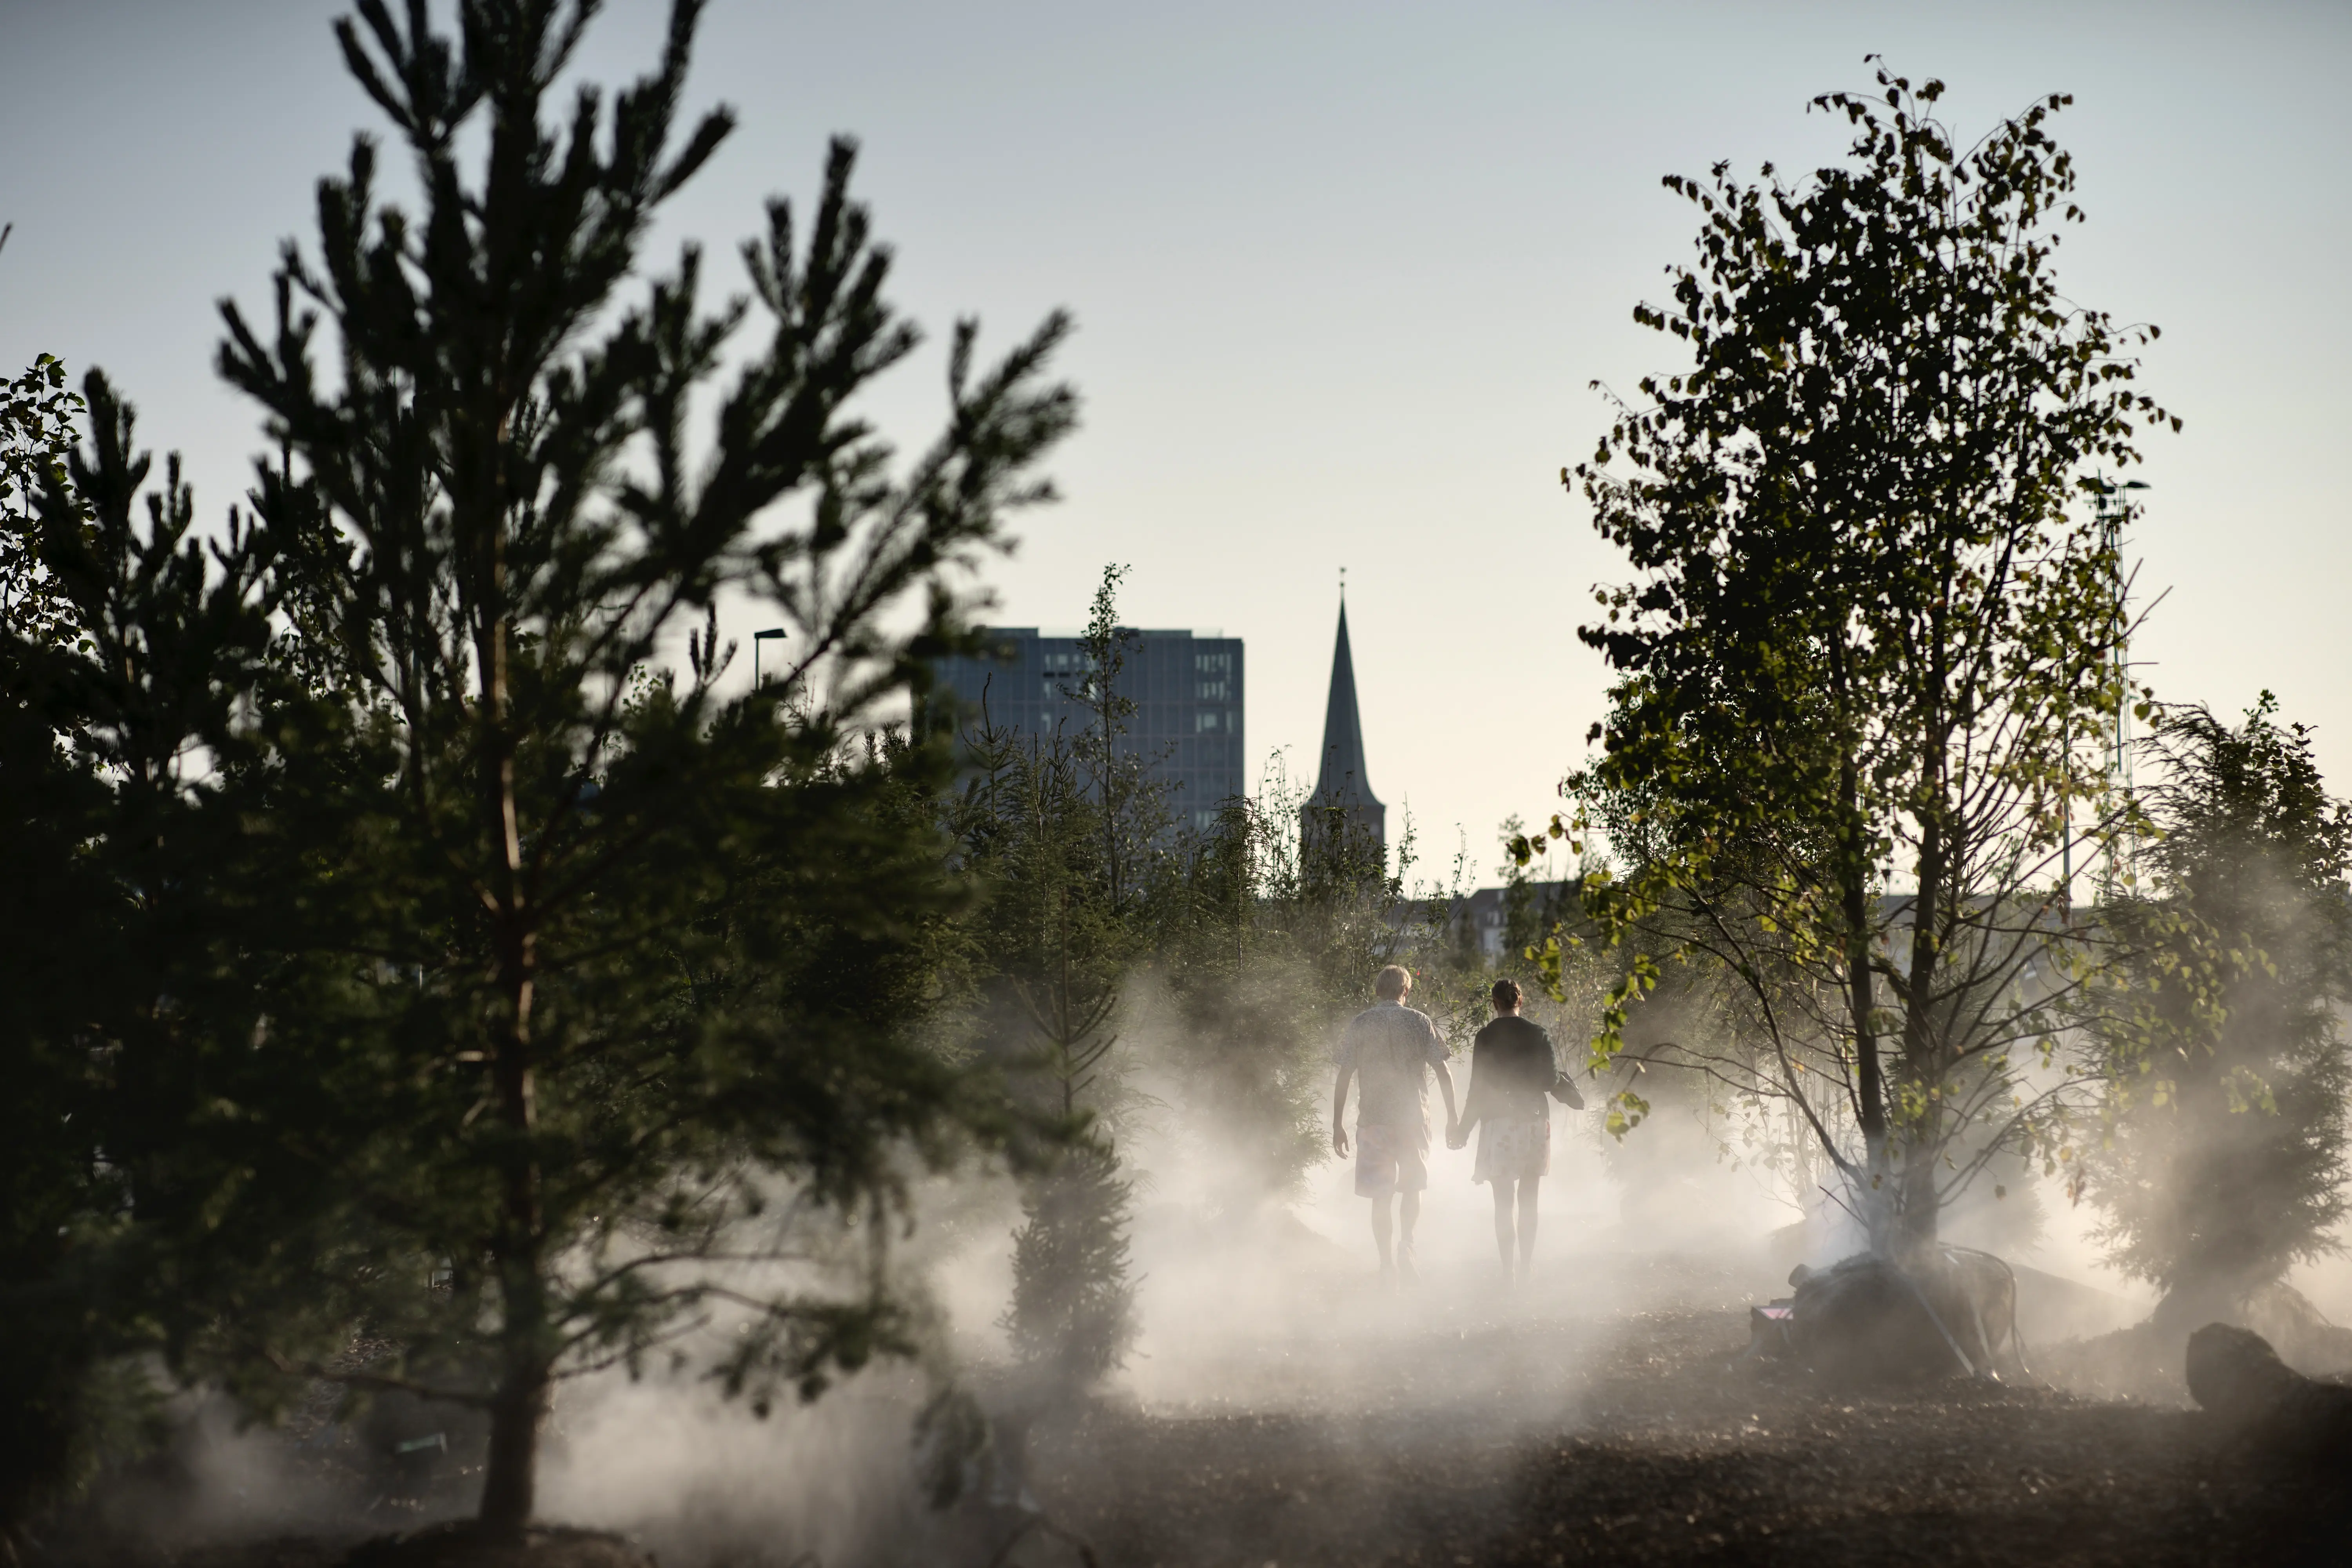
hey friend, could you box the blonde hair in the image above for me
[1374,964,1412,1000]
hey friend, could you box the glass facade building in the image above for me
[933,628,1246,833]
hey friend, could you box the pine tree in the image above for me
[57,0,1077,1540]
[949,567,1149,1397]
[2091,697,2352,1326]
[0,365,263,1553]
[0,357,116,1557]
[1003,1142,1136,1392]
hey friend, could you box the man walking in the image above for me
[1331,964,1456,1286]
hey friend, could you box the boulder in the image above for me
[2185,1323,2352,1457]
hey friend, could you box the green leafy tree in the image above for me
[76,0,1077,1541]
[2089,697,2352,1324]
[1,354,84,648]
[1534,61,2174,1258]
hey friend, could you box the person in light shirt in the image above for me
[1330,964,1456,1287]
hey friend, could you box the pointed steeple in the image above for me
[1312,600,1379,808]
[1303,595,1385,861]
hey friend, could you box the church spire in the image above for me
[1304,595,1385,860]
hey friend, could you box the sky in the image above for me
[4,0,2348,887]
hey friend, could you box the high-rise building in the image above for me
[933,627,1246,832]
[1302,599,1385,859]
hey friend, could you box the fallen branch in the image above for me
[984,1510,1102,1568]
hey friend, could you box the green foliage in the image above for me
[1070,564,1178,920]
[1150,783,1407,1212]
[1002,1140,1136,1394]
[950,567,1162,1125]
[2088,697,2352,1311]
[0,0,1077,1539]
[0,355,85,651]
[948,565,1154,1396]
[0,354,109,1540]
[1536,59,2173,1253]
[946,567,1488,1388]
[0,365,266,1544]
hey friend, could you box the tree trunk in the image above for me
[1893,1144,1941,1265]
[477,1109,549,1534]
[478,1027,545,1535]
[477,580,547,1537]
[1894,724,1951,1267]
[477,1350,551,1538]
[1838,749,1891,1252]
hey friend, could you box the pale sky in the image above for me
[4,1,2347,887]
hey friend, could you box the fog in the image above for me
[64,977,2309,1567]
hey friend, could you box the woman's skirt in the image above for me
[1473,1111,1550,1184]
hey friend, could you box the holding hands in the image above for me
[1446,1116,1466,1151]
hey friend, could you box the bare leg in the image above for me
[1491,1181,1517,1280]
[1370,1192,1395,1275]
[1516,1178,1541,1274]
[1396,1188,1421,1281]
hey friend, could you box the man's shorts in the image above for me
[1354,1120,1429,1197]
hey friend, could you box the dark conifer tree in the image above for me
[45,0,1078,1541]
[0,358,118,1559]
[2091,698,2352,1326]
[1002,1142,1136,1392]
[951,567,1148,1398]
[1,364,275,1552]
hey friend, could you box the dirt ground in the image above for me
[46,1248,2352,1568]
[1014,1312,2344,1567]
[1007,1253,2352,1568]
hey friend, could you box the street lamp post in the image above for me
[753,626,787,688]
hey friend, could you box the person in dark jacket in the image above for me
[1448,978,1583,1283]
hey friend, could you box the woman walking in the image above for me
[1450,978,1583,1284]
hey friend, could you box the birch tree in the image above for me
[1532,62,2174,1259]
